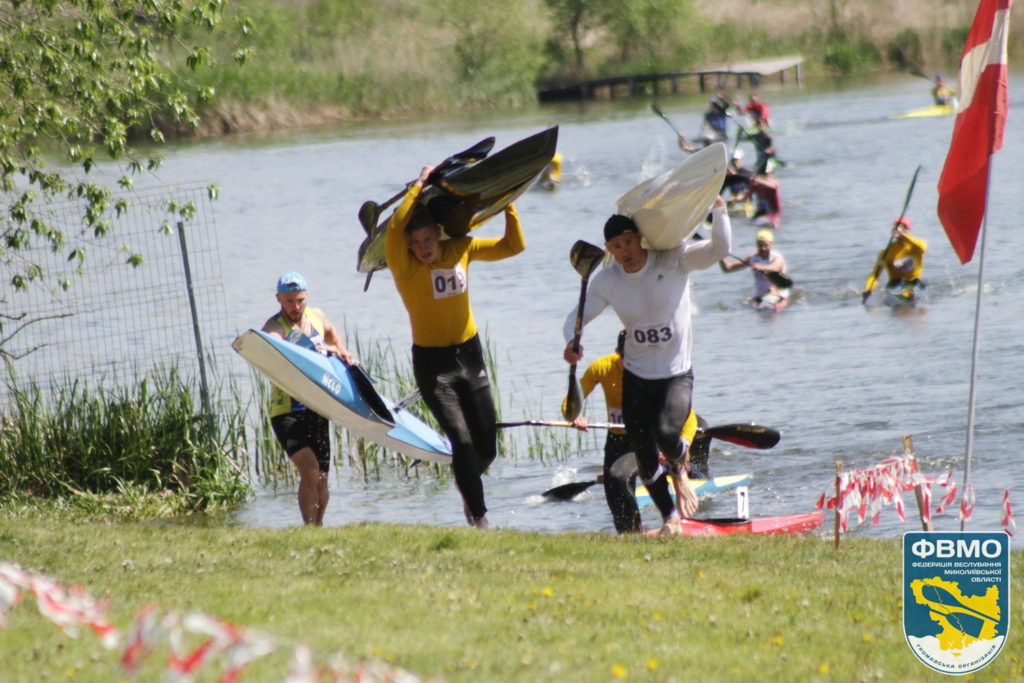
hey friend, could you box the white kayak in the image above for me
[616,142,728,249]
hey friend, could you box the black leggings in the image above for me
[412,335,496,521]
[603,433,640,534]
[622,368,693,520]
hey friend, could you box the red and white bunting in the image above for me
[1001,490,1016,536]
[0,562,422,681]
[959,483,977,522]
[819,457,959,532]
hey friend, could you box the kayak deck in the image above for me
[635,473,752,506]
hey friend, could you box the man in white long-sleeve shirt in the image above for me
[562,196,731,535]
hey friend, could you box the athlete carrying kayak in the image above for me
[560,196,731,535]
[386,165,525,529]
[261,272,354,526]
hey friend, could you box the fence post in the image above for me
[176,221,212,421]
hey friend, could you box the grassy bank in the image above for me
[2,516,1021,681]
[170,0,1024,137]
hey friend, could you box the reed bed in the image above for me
[0,369,250,517]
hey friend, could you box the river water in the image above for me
[140,73,1023,537]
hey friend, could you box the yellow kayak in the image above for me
[891,104,956,119]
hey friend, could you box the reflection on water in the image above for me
[139,73,1022,538]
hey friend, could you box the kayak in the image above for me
[644,510,825,536]
[891,104,956,119]
[749,291,790,312]
[231,330,452,464]
[882,280,925,307]
[616,142,728,249]
[635,473,752,507]
[356,127,559,276]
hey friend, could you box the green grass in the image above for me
[2,515,1021,681]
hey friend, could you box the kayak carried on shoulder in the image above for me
[356,127,559,280]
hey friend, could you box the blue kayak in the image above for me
[232,330,451,464]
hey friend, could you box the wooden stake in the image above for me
[903,435,934,531]
[834,460,843,550]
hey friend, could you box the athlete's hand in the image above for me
[417,165,434,185]
[712,195,725,209]
[571,416,589,432]
[563,341,583,364]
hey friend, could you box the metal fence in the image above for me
[2,184,229,400]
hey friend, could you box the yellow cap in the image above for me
[755,229,775,244]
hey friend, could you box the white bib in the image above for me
[430,264,467,299]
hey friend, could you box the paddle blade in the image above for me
[542,479,599,501]
[357,200,380,234]
[569,240,605,278]
[767,271,793,289]
[702,423,781,449]
[562,370,583,421]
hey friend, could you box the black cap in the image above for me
[604,214,638,242]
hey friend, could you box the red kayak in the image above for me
[644,510,824,537]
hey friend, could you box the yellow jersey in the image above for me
[385,183,524,347]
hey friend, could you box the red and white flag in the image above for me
[936,0,1012,264]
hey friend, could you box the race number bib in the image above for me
[608,408,624,425]
[631,321,673,347]
[430,264,467,299]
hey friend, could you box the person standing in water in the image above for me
[561,197,731,535]
[262,272,353,526]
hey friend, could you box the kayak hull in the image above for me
[357,127,558,275]
[892,104,956,119]
[617,142,728,250]
[635,473,752,507]
[644,511,825,536]
[882,281,924,307]
[232,330,452,463]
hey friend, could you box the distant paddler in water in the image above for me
[560,198,731,535]
[719,229,791,310]
[386,164,525,530]
[862,217,927,305]
[262,272,354,526]
[538,152,563,191]
[931,73,957,107]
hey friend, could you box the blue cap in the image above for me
[276,271,308,293]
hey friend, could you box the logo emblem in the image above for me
[903,531,1010,674]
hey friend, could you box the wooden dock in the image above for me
[538,56,804,102]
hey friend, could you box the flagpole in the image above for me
[959,162,994,532]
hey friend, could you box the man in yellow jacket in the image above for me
[386,165,525,529]
[862,217,927,303]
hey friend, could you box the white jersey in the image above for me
[564,206,731,379]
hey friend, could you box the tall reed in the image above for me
[0,369,250,514]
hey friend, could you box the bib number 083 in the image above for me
[633,326,672,345]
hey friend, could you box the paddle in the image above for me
[861,164,921,303]
[728,252,793,289]
[651,104,694,153]
[541,422,780,500]
[909,68,934,81]
[562,240,606,421]
[725,111,787,168]
[356,136,495,235]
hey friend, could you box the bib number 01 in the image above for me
[431,265,467,300]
